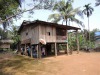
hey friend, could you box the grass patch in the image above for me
[0,53,46,75]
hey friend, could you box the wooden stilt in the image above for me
[66,31,69,55]
[25,44,27,55]
[55,42,57,56]
[76,30,79,54]
[37,45,39,59]
[38,43,41,59]
[57,43,59,53]
[30,45,33,58]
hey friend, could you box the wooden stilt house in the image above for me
[18,20,80,58]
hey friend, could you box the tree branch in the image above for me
[0,5,38,24]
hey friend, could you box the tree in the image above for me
[82,3,94,41]
[68,30,96,52]
[10,25,20,49]
[95,0,100,6]
[0,28,8,39]
[90,28,100,41]
[48,0,84,27]
[0,0,22,30]
[0,0,56,30]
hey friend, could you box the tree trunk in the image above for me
[66,20,69,55]
[68,19,71,26]
[66,20,67,26]
[88,17,90,41]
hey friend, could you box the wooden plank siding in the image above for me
[31,26,39,44]
[20,26,32,44]
[20,26,39,44]
[39,25,56,43]
[20,24,68,44]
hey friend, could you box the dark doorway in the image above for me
[46,43,55,56]
[46,44,51,55]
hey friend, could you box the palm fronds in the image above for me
[95,0,100,6]
[48,0,84,28]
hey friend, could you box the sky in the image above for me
[14,0,100,31]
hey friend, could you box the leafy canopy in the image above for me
[48,0,84,27]
[82,3,94,17]
[0,0,56,30]
[0,0,20,20]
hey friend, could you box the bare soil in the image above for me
[0,52,100,75]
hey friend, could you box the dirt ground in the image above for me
[0,52,100,75]
[43,52,100,75]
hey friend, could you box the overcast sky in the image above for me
[14,0,100,31]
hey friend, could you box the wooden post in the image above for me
[55,42,57,56]
[38,43,41,59]
[57,43,59,53]
[66,31,69,55]
[30,45,33,58]
[76,30,79,54]
[37,45,39,59]
[25,44,27,55]
[66,43,69,55]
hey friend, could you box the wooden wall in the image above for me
[39,25,56,42]
[20,27,31,42]
[31,26,39,44]
[20,25,39,44]
[20,24,68,45]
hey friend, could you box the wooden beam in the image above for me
[76,30,79,54]
[55,42,57,56]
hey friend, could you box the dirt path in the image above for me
[41,52,100,75]
[0,52,100,75]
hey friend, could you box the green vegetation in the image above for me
[9,25,20,49]
[68,29,100,51]
[0,28,8,39]
[0,0,21,30]
[48,0,84,27]
[0,0,55,31]
[82,3,94,41]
